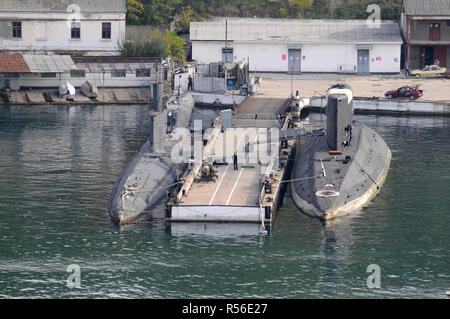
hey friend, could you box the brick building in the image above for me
[402,0,450,69]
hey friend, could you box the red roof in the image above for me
[0,54,30,73]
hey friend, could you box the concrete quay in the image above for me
[256,73,450,115]
[309,96,450,116]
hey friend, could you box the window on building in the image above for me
[222,47,233,63]
[102,22,111,39]
[70,69,85,78]
[111,70,126,77]
[136,69,151,77]
[12,22,22,38]
[71,22,81,39]
[41,73,57,78]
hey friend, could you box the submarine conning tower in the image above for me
[326,84,354,151]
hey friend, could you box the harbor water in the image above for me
[0,104,448,298]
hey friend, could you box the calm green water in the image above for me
[0,105,448,299]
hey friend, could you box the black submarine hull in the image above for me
[291,124,391,220]
[291,85,391,220]
[107,140,183,225]
[107,93,194,225]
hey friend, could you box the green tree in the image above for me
[289,0,315,18]
[143,0,183,26]
[120,28,166,56]
[120,28,185,61]
[278,7,288,18]
[125,0,404,29]
[173,6,203,34]
[126,0,145,25]
[164,30,185,61]
[333,0,401,20]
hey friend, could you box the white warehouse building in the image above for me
[190,18,403,74]
[0,0,126,55]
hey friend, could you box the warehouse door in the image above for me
[429,23,440,41]
[357,50,370,74]
[288,49,302,73]
[434,46,447,67]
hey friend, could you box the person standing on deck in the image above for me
[233,153,238,171]
[188,75,193,91]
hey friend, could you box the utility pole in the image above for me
[102,70,105,103]
[225,19,228,63]
[247,56,250,95]
[224,19,228,92]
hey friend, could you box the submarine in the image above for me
[107,86,194,225]
[291,84,391,220]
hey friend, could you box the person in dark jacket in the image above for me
[233,153,238,170]
[188,75,193,91]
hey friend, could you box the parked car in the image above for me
[385,86,423,100]
[410,65,447,77]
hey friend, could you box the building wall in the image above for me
[234,43,288,72]
[409,46,421,69]
[10,67,165,89]
[369,44,401,73]
[447,46,450,67]
[0,12,125,54]
[192,42,226,65]
[410,20,450,42]
[301,43,357,73]
[192,41,401,73]
[173,67,195,91]
[408,45,450,69]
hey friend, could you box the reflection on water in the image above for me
[0,105,448,298]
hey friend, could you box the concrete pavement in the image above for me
[256,73,450,102]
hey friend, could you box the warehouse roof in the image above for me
[22,55,75,73]
[404,0,450,16]
[72,56,167,72]
[0,55,30,73]
[72,56,164,64]
[190,18,403,44]
[0,0,126,13]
